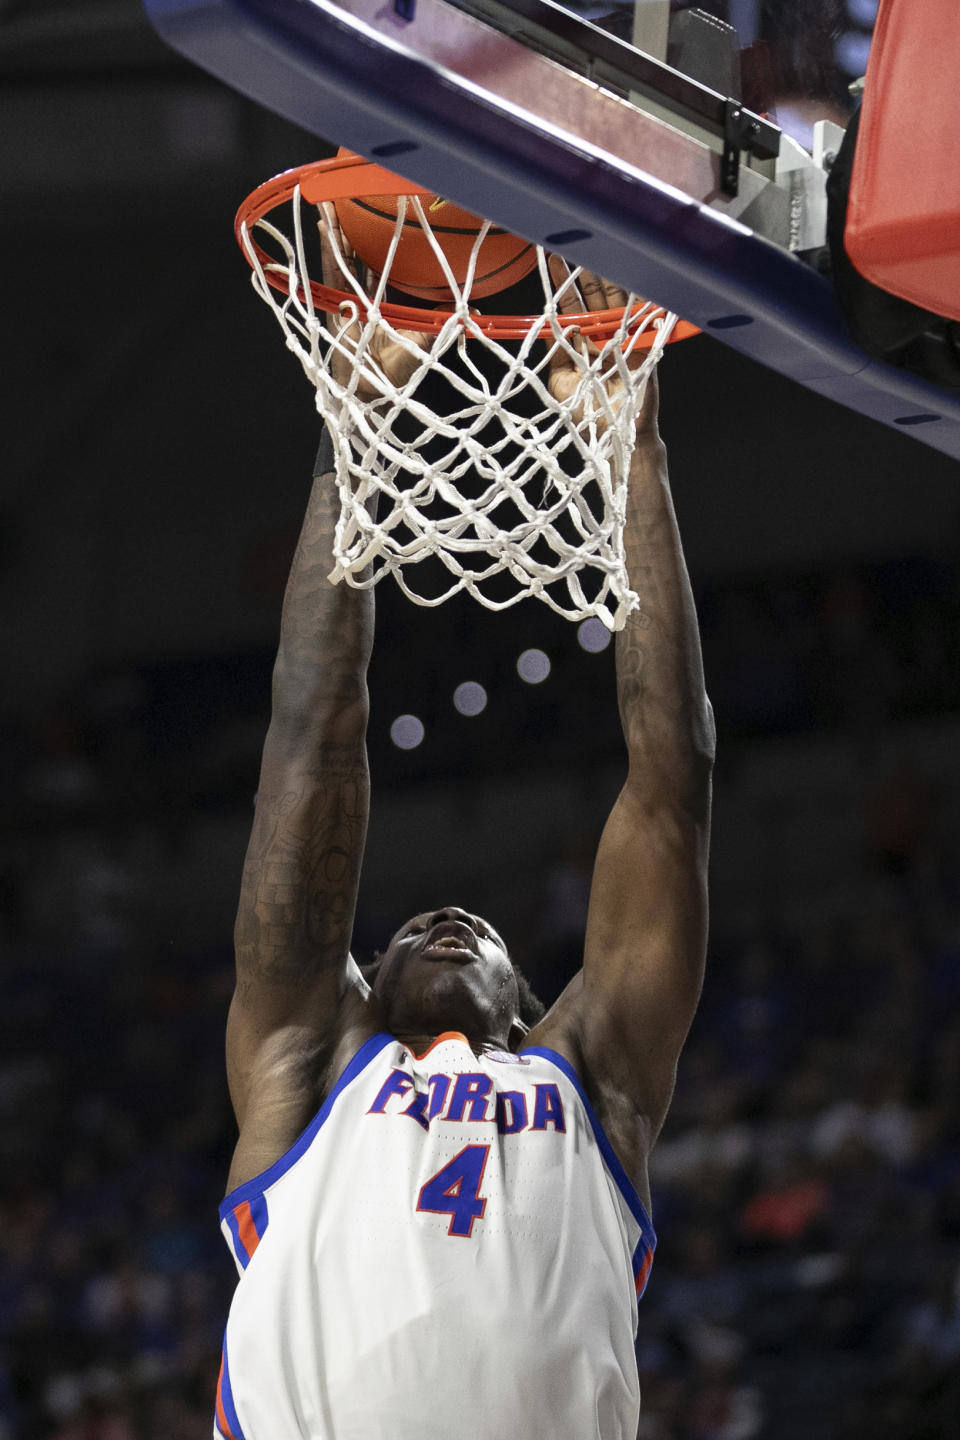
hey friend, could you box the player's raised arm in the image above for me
[226,214,432,1142]
[559,272,715,1145]
[226,433,374,1129]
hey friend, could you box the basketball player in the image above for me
[215,259,715,1440]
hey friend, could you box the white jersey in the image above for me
[215,1031,657,1440]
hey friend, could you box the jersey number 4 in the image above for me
[416,1144,490,1237]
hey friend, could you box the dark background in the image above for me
[2,2,960,1438]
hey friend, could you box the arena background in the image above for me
[3,3,960,1437]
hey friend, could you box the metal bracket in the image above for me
[445,0,780,164]
[721,97,761,197]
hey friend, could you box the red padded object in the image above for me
[845,0,960,322]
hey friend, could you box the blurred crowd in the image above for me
[637,887,960,1440]
[3,555,960,1439]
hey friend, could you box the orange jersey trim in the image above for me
[233,1200,262,1262]
[635,1247,654,1296]
[215,1357,235,1439]
[410,1031,470,1060]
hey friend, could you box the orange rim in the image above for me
[235,156,700,347]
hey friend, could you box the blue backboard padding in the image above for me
[144,0,960,460]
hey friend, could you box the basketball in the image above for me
[332,150,536,302]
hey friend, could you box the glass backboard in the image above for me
[625,0,868,149]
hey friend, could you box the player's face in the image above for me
[372,906,520,1048]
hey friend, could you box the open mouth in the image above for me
[421,927,475,961]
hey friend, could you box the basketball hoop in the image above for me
[235,154,698,629]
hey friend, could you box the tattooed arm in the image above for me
[574,365,715,1144]
[226,433,373,1135]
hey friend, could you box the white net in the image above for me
[240,186,678,629]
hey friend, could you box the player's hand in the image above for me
[546,257,660,439]
[318,205,430,401]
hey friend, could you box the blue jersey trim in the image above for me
[521,1046,658,1262]
[248,1192,268,1246]
[219,1031,395,1218]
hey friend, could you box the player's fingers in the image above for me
[578,269,625,312]
[601,274,628,309]
[547,252,568,294]
[575,270,605,308]
[341,232,369,293]
[317,204,341,289]
[548,254,586,316]
[318,203,359,290]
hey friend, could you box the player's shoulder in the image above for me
[316,975,391,1094]
[225,972,387,1197]
[520,977,654,1206]
[518,970,586,1075]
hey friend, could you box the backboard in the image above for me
[143,0,960,459]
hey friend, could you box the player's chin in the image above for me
[418,963,485,1013]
